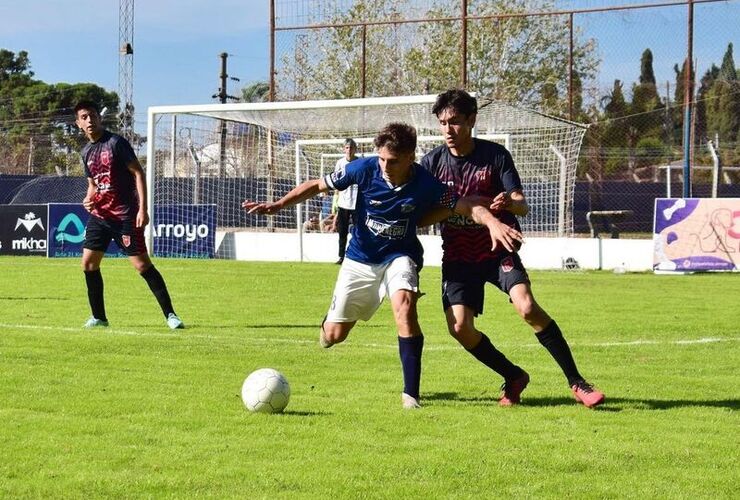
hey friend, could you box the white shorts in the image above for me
[325,256,419,323]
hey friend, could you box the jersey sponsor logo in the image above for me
[154,223,209,242]
[15,212,44,232]
[55,213,86,243]
[365,215,408,240]
[446,213,479,227]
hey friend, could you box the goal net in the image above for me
[145,95,587,258]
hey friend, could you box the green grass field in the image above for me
[1,257,737,498]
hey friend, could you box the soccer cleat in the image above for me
[84,317,109,328]
[401,392,421,409]
[499,370,530,407]
[571,380,605,408]
[166,313,185,330]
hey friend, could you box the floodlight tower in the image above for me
[118,0,135,143]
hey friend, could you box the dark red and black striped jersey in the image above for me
[81,130,139,222]
[421,138,523,263]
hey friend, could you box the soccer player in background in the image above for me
[243,122,514,409]
[331,138,359,264]
[74,100,184,330]
[420,89,604,408]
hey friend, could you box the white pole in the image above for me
[145,108,157,256]
[550,145,567,237]
[295,142,303,262]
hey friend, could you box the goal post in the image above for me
[145,95,587,259]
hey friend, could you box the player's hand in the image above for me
[486,217,523,253]
[136,210,149,229]
[82,197,95,212]
[489,192,511,213]
[242,200,281,215]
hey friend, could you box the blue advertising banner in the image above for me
[47,204,125,258]
[153,204,216,258]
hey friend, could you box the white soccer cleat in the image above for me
[83,317,109,328]
[167,313,185,330]
[401,392,421,409]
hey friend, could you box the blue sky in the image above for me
[3,0,738,134]
[2,0,271,131]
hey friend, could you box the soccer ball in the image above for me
[241,368,291,413]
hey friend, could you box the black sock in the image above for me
[467,333,524,380]
[398,335,424,399]
[84,269,107,321]
[140,266,175,318]
[536,320,583,386]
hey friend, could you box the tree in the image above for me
[630,49,663,141]
[277,0,599,112]
[0,49,119,175]
[241,82,270,103]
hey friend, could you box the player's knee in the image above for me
[322,322,350,344]
[448,319,473,340]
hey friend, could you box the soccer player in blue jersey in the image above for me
[74,100,184,330]
[243,122,510,409]
[420,89,604,408]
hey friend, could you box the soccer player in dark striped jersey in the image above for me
[74,100,184,330]
[243,122,503,409]
[420,90,604,408]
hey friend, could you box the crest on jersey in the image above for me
[121,235,131,247]
[400,203,415,213]
[100,150,112,166]
[501,256,514,273]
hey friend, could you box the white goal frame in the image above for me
[145,94,586,259]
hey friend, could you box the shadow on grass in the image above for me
[0,296,72,300]
[424,392,739,411]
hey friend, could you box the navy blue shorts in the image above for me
[83,215,147,256]
[441,253,530,316]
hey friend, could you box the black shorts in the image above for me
[83,215,147,256]
[441,253,530,316]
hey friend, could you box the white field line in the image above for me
[0,323,737,351]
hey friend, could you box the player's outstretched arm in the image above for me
[242,178,327,215]
[455,196,523,253]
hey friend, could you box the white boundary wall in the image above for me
[215,232,653,271]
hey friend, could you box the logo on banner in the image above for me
[15,212,45,232]
[56,213,86,243]
[154,223,209,242]
[11,211,46,251]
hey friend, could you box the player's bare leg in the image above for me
[509,282,604,407]
[320,319,355,348]
[445,304,529,406]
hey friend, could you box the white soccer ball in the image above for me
[241,368,291,413]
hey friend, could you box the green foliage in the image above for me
[0,48,119,175]
[0,257,738,497]
[278,0,599,112]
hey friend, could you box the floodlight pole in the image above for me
[682,0,694,198]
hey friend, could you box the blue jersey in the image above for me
[324,156,457,268]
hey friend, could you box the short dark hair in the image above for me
[344,138,357,148]
[374,122,417,154]
[432,89,477,117]
[74,100,100,116]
